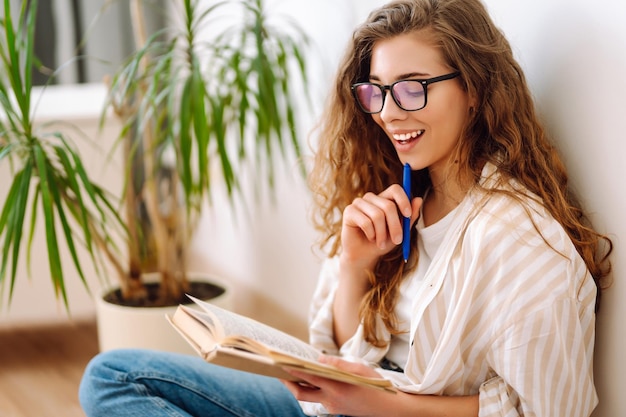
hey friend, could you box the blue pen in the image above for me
[402,163,411,263]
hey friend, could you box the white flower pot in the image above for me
[96,272,232,355]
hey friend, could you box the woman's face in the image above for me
[368,31,472,177]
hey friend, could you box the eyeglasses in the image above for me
[351,71,460,114]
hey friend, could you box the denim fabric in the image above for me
[79,349,310,417]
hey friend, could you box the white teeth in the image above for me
[393,130,424,141]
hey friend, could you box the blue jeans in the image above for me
[79,349,311,417]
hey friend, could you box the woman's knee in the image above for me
[78,349,145,415]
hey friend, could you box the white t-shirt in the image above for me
[385,204,458,369]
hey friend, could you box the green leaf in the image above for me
[33,144,66,307]
[0,162,29,296]
[191,61,210,193]
[179,74,194,200]
[46,155,88,302]
[53,142,95,274]
[25,187,40,279]
[6,158,33,302]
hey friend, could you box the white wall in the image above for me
[0,0,623,414]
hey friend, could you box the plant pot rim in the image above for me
[97,272,232,312]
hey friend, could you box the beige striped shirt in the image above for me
[305,163,597,416]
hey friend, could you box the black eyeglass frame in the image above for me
[351,71,461,114]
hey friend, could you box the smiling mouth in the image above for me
[392,129,425,144]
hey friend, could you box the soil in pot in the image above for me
[103,281,226,308]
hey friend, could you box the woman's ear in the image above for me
[468,91,478,113]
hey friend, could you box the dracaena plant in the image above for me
[0,0,126,310]
[102,0,311,306]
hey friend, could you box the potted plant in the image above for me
[0,0,312,353]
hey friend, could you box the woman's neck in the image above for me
[423,166,470,227]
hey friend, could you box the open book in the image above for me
[166,296,395,392]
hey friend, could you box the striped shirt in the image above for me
[305,163,598,416]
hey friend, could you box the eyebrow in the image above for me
[369,71,431,82]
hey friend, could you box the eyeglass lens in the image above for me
[354,80,426,113]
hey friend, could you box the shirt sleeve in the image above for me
[307,257,393,362]
[478,376,521,417]
[480,288,598,416]
[308,257,341,355]
[304,258,402,416]
[464,188,599,416]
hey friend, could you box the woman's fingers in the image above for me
[280,357,390,416]
[410,196,424,226]
[340,184,420,267]
[353,185,411,246]
[351,194,400,247]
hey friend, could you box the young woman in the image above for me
[79,0,612,416]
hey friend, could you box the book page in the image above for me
[188,296,321,361]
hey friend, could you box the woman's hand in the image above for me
[282,356,480,417]
[340,184,422,270]
[281,355,394,417]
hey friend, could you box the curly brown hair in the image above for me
[308,0,612,346]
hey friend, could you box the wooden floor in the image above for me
[0,319,98,417]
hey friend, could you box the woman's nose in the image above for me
[379,91,407,122]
